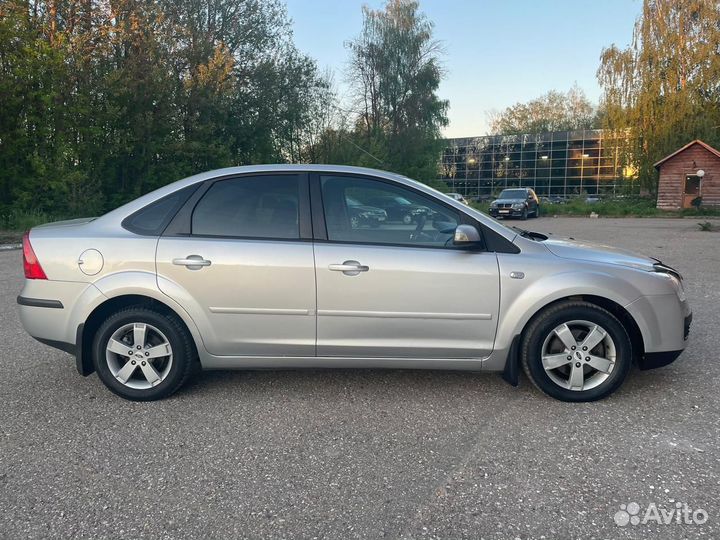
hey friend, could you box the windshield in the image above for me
[498,189,527,199]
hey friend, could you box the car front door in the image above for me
[312,173,500,358]
[156,173,316,357]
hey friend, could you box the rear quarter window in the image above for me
[122,185,199,236]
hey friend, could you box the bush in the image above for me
[0,208,63,231]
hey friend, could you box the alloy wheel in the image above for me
[540,319,616,391]
[105,322,174,390]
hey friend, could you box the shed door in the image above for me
[683,175,701,208]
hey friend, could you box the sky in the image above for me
[284,0,642,138]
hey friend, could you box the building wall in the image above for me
[657,145,720,209]
[438,129,634,199]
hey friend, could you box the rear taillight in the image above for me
[22,231,47,280]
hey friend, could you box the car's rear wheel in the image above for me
[92,306,197,401]
[521,301,632,401]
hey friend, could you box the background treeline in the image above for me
[0,0,448,221]
[0,0,333,216]
[598,0,720,192]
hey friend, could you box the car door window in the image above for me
[192,175,300,239]
[320,175,460,248]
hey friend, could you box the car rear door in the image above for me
[312,173,500,358]
[156,173,316,357]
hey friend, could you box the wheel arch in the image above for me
[77,294,201,376]
[519,295,645,361]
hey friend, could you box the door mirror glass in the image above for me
[453,224,482,246]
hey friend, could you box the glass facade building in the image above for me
[439,129,633,198]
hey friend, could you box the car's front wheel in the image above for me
[92,306,197,401]
[521,301,632,401]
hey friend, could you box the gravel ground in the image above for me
[1,217,718,539]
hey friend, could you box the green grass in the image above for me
[471,199,720,218]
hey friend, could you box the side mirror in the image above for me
[453,224,482,246]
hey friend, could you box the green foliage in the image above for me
[598,0,720,193]
[0,0,331,217]
[0,0,448,225]
[310,0,448,184]
[698,221,716,231]
[0,208,63,232]
[489,85,601,135]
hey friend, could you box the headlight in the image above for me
[655,270,686,302]
[653,262,685,301]
[667,273,686,302]
[512,203,525,209]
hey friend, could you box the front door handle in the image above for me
[328,260,369,276]
[173,255,212,270]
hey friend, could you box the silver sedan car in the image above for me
[17,165,691,401]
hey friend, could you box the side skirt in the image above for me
[200,355,487,371]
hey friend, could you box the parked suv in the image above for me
[489,188,540,219]
[17,165,691,402]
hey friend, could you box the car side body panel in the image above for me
[313,243,500,358]
[156,237,317,357]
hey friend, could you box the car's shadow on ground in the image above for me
[176,363,683,406]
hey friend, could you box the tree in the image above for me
[343,0,448,183]
[598,0,720,192]
[489,85,600,135]
[0,0,331,217]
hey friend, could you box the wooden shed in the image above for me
[654,139,720,209]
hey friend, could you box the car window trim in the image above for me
[309,171,487,252]
[162,172,312,241]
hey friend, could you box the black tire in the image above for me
[521,301,632,402]
[92,306,197,401]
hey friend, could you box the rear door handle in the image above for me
[328,260,369,276]
[173,255,212,270]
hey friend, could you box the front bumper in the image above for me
[637,313,692,370]
[489,207,525,218]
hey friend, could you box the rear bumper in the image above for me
[17,296,64,309]
[17,280,100,351]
